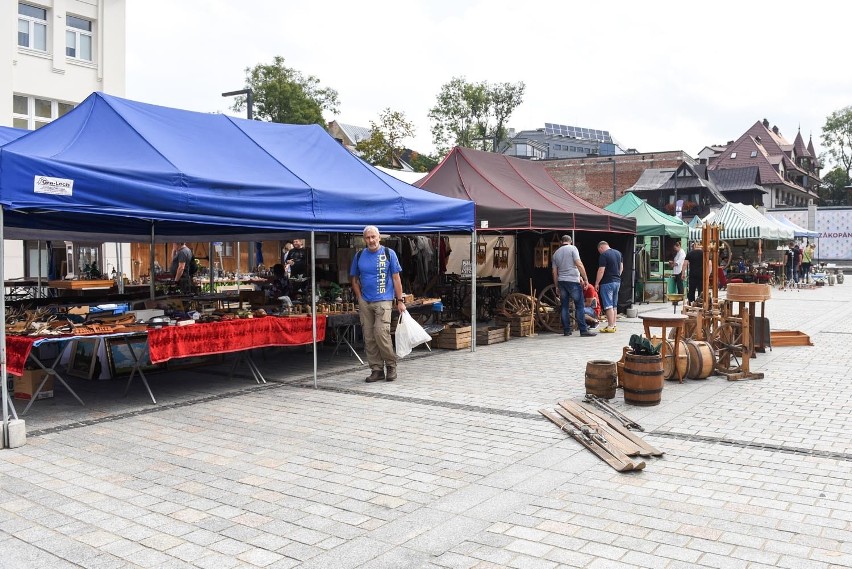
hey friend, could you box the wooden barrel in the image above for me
[622,352,664,406]
[652,337,689,381]
[585,360,617,399]
[685,340,715,379]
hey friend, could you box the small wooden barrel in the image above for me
[653,337,689,381]
[685,340,715,379]
[622,352,664,406]
[585,360,617,399]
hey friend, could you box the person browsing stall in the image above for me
[170,242,193,293]
[350,226,407,382]
[551,235,596,337]
[595,241,623,333]
[670,241,686,295]
[683,241,704,304]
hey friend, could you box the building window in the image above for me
[730,152,737,159]
[750,150,757,158]
[18,3,47,51]
[66,15,93,61]
[12,95,75,130]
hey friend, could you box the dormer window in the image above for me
[730,152,737,159]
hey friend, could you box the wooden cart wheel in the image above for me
[498,292,535,317]
[712,321,743,373]
[536,284,570,333]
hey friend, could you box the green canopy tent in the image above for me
[605,193,689,238]
[605,192,689,302]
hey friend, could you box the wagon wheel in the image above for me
[536,284,570,333]
[711,321,743,373]
[498,292,535,317]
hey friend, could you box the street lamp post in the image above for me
[221,88,253,120]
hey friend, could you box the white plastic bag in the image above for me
[395,310,432,358]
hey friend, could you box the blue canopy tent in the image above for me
[0,93,475,440]
[0,127,28,145]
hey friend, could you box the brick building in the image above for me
[543,151,694,209]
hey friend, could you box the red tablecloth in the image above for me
[6,336,39,377]
[147,316,326,364]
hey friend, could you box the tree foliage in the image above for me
[232,56,340,126]
[818,166,851,206]
[355,108,415,168]
[821,106,852,177]
[428,77,525,155]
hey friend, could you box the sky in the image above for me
[126,0,851,164]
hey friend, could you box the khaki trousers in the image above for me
[359,300,396,371]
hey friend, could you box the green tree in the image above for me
[355,108,415,168]
[821,106,852,177]
[408,151,439,173]
[232,56,340,126]
[818,167,851,206]
[428,77,525,155]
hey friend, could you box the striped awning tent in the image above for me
[689,203,794,241]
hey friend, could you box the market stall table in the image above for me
[138,315,326,403]
[7,334,92,415]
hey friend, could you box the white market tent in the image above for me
[689,203,794,240]
[767,213,819,238]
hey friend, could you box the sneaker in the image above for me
[365,370,384,383]
[385,367,397,381]
[580,330,597,337]
[563,331,572,336]
[599,326,617,333]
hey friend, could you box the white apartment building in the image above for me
[1,0,126,280]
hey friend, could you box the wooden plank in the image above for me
[577,401,664,457]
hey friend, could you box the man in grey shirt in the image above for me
[551,235,596,337]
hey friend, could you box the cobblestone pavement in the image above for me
[2,282,852,568]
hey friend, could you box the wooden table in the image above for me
[639,313,689,383]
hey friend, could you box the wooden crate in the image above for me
[476,324,510,345]
[494,315,533,337]
[770,330,813,346]
[431,325,471,350]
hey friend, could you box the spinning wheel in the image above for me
[498,292,535,317]
[536,284,571,333]
[711,321,744,374]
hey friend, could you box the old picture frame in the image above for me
[67,337,102,379]
[104,335,163,377]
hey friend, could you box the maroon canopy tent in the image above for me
[416,147,636,234]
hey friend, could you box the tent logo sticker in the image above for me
[34,176,74,196]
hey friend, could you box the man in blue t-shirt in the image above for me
[594,241,623,333]
[350,225,407,382]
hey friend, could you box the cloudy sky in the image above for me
[126,0,850,163]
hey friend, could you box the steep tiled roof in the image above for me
[709,166,764,193]
[656,163,727,204]
[793,130,811,158]
[711,133,785,186]
[625,168,677,192]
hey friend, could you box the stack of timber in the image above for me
[494,314,533,337]
[430,325,471,350]
[540,398,663,472]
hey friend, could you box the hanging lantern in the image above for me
[534,238,550,268]
[476,235,487,265]
[493,236,509,269]
[550,234,562,258]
